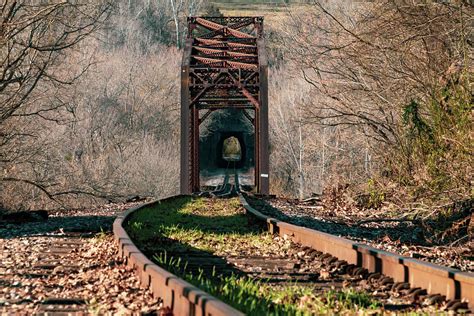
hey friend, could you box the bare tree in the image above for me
[107,0,204,49]
[169,0,183,47]
[282,1,471,146]
[278,0,473,204]
[0,1,110,206]
[169,0,203,48]
[1,1,110,124]
[270,70,308,199]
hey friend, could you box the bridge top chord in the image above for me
[184,17,264,71]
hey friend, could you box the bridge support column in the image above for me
[258,38,269,195]
[180,40,192,194]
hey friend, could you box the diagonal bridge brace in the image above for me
[227,71,260,109]
[189,72,227,107]
[195,17,255,39]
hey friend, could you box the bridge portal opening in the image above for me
[199,109,255,188]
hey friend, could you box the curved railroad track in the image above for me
[113,175,474,315]
[2,177,471,314]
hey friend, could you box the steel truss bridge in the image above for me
[180,16,269,194]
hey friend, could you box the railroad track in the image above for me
[0,205,157,315]
[114,182,474,315]
[200,162,241,198]
[26,234,90,315]
[2,178,470,315]
[239,194,473,311]
[1,232,91,314]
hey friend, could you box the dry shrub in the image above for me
[269,66,373,199]
[0,43,181,210]
[274,1,472,209]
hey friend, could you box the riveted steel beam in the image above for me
[181,16,269,194]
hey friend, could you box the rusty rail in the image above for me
[112,196,244,316]
[238,194,474,311]
[113,194,473,314]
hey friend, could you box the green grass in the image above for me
[125,196,381,315]
[153,250,379,315]
[126,197,276,255]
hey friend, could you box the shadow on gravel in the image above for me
[0,215,115,239]
[246,196,427,246]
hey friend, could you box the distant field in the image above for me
[211,0,308,4]
[210,0,311,27]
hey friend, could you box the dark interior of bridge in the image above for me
[199,109,255,187]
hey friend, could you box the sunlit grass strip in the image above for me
[125,196,380,315]
[153,251,379,315]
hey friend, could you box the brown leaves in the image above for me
[253,197,473,272]
[0,204,160,314]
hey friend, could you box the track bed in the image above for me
[124,196,466,314]
[0,204,159,314]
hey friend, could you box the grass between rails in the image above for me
[125,196,380,315]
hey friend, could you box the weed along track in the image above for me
[120,195,471,315]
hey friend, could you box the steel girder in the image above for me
[181,17,269,194]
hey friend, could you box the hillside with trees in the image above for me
[1,1,472,236]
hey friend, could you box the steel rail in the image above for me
[238,193,474,311]
[113,193,473,314]
[113,196,244,316]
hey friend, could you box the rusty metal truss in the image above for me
[181,16,269,194]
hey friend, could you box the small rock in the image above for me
[411,252,425,259]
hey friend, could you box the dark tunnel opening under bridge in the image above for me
[199,108,255,188]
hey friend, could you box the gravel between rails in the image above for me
[0,203,161,314]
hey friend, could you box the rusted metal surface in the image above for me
[113,194,474,314]
[180,17,269,194]
[113,196,244,316]
[238,194,474,311]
